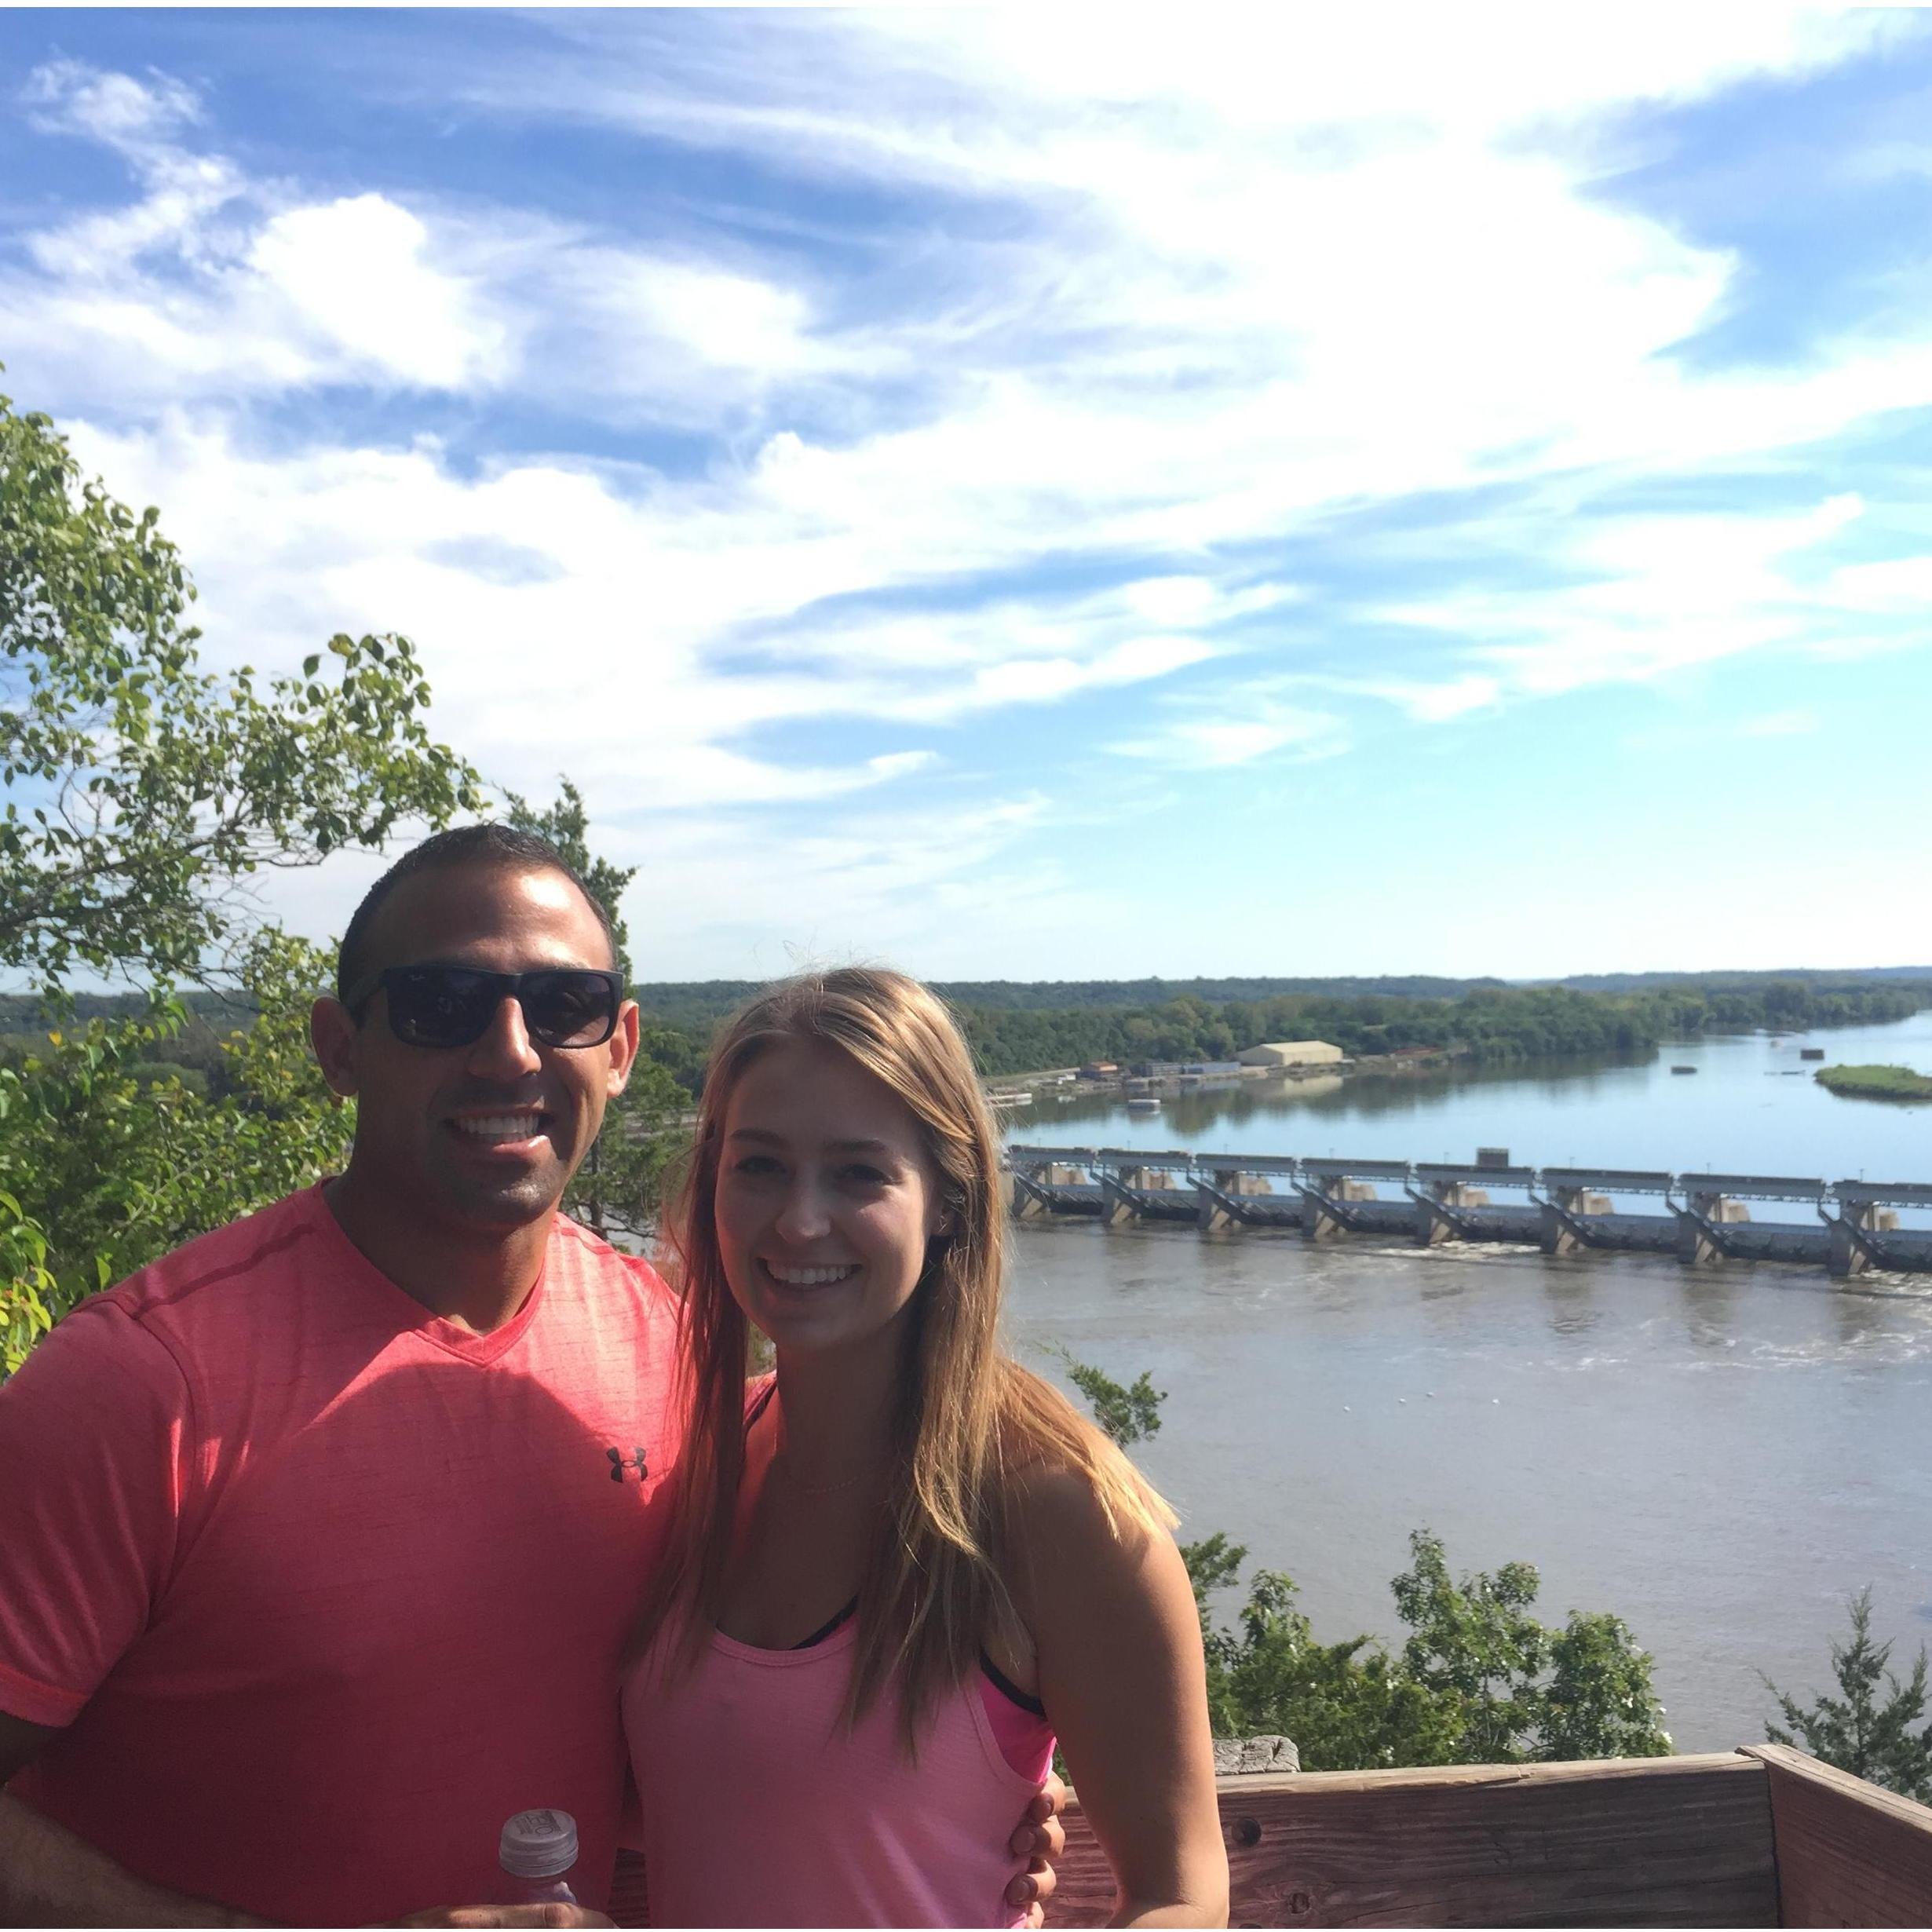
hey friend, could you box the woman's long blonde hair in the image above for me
[631,966,1175,1751]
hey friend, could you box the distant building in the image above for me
[1078,1061,1119,1079]
[1180,1061,1244,1077]
[1237,1040,1343,1069]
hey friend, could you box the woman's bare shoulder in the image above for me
[999,1448,1167,1590]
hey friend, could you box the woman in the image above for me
[623,969,1228,1928]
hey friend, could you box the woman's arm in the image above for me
[1010,1473,1229,1928]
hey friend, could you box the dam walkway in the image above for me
[1006,1145,1932,1279]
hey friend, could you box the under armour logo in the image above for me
[606,1445,648,1483]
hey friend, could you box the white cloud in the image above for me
[1371,495,1870,704]
[56,414,1217,824]
[22,64,241,289]
[352,2,1932,742]
[884,634,1214,723]
[1112,697,1347,769]
[247,197,505,389]
[13,18,1932,970]
[597,791,1114,980]
[1819,553,1932,614]
[1368,675,1504,724]
[8,68,506,400]
[1122,576,1218,626]
[602,744,938,811]
[251,784,1081,981]
[24,58,200,148]
[744,573,1273,683]
[9,60,834,415]
[853,7,1901,134]
[24,32,1932,580]
[586,255,813,374]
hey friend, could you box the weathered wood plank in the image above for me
[1740,1743,1932,1927]
[1044,1754,1777,1928]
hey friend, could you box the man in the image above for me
[0,826,1062,1925]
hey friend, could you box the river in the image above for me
[1001,1011,1932,1751]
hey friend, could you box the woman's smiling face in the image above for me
[714,1036,948,1357]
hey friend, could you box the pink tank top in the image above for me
[624,1616,1055,1927]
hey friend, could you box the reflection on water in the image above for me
[1006,1217,1932,1754]
[1013,1009,1932,1185]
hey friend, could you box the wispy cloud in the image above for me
[1110,681,1349,769]
[24,57,200,146]
[1364,495,1874,709]
[11,67,503,396]
[9,14,1932,972]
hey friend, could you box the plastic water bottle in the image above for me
[499,1807,579,1908]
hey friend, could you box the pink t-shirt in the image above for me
[0,1185,680,1926]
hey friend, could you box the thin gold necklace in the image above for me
[785,1465,869,1498]
[766,1402,877,1498]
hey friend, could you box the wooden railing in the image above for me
[1748,1743,1932,1925]
[1043,1744,1932,1927]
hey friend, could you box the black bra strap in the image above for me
[790,1598,860,1649]
[788,1601,1049,1718]
[978,1651,1047,1717]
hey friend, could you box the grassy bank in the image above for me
[1813,1063,1932,1102]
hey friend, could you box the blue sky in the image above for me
[7,8,1932,981]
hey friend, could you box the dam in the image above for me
[1005,1144,1932,1278]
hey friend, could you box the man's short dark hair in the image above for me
[336,824,621,1003]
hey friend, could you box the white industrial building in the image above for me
[1237,1039,1344,1069]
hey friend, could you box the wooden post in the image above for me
[1740,1742,1932,1927]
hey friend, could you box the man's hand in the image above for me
[1005,1770,1068,1927]
[395,1908,612,1927]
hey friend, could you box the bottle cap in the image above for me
[499,1808,579,1879]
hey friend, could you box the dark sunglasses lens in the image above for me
[386,968,496,1046]
[523,973,618,1046]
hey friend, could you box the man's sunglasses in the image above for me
[341,966,625,1050]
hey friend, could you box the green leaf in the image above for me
[0,383,480,1371]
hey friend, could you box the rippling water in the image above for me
[996,1012,1932,1754]
[1001,1014,1932,1751]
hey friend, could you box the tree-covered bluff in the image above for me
[17,974,1927,1101]
[942,979,1930,1080]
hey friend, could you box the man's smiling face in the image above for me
[317,861,638,1236]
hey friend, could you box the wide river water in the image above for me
[1001,1011,1932,1751]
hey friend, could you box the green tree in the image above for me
[1054,1353,1671,1770]
[1763,1589,1932,1801]
[2,385,480,990]
[1202,1531,1669,1769]
[1542,1609,1677,1761]
[502,778,689,1241]
[1,932,350,1360]
[0,382,480,1368]
[1392,1531,1550,1761]
[1209,1569,1464,1770]
[1050,1348,1166,1448]
[1390,1531,1670,1762]
[502,777,636,984]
